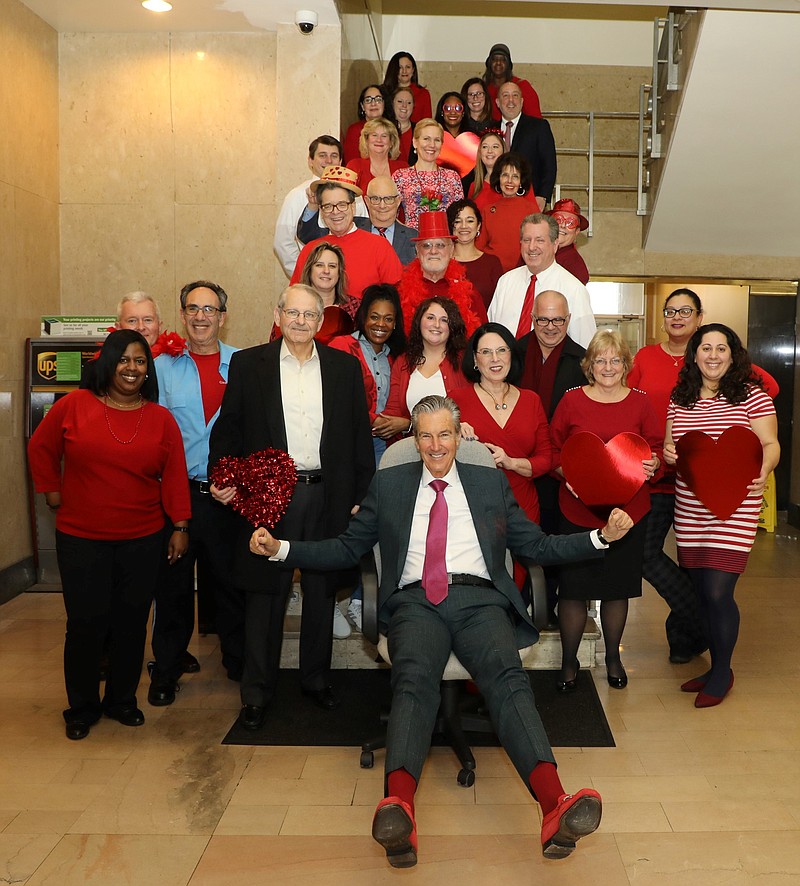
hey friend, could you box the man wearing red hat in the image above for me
[396,211,487,337]
[547,198,590,285]
[290,166,403,299]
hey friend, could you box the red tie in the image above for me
[515,274,537,338]
[504,120,514,150]
[422,479,449,605]
[376,227,388,238]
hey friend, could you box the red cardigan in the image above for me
[28,389,191,540]
[329,333,397,422]
[384,353,470,419]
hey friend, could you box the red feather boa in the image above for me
[398,260,482,336]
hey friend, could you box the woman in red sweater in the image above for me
[28,330,190,741]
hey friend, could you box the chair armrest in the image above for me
[360,550,380,644]
[520,560,548,631]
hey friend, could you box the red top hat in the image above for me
[546,198,589,231]
[412,211,457,241]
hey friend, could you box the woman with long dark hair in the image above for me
[665,323,779,707]
[383,51,432,121]
[461,77,496,134]
[28,330,190,740]
[446,198,503,311]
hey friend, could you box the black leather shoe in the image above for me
[556,661,579,693]
[240,704,267,731]
[668,644,693,664]
[105,707,145,727]
[65,720,92,741]
[606,662,628,689]
[302,685,341,710]
[180,652,201,674]
[148,681,178,706]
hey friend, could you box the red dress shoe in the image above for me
[694,670,734,708]
[680,674,709,693]
[541,788,602,859]
[372,796,417,868]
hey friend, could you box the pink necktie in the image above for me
[515,274,537,338]
[422,479,449,605]
[504,120,514,150]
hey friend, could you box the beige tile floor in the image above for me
[2,522,800,884]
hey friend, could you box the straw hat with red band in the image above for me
[309,165,363,197]
[546,198,589,231]
[411,211,457,241]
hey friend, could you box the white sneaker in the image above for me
[332,605,352,639]
[347,599,363,631]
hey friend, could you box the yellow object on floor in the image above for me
[758,470,776,532]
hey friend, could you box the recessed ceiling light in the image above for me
[142,0,172,11]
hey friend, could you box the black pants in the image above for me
[151,487,244,682]
[240,481,335,706]
[56,529,162,722]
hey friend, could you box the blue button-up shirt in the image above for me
[355,331,392,414]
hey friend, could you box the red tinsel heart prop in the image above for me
[438,131,480,177]
[210,448,297,528]
[561,432,651,507]
[675,426,762,520]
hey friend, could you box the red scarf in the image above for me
[520,333,567,417]
[398,260,483,335]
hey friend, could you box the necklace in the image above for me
[104,398,146,444]
[479,382,509,410]
[104,393,144,410]
[662,342,684,368]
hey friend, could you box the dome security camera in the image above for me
[296,10,318,33]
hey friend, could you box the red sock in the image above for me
[387,768,417,814]
[528,762,564,816]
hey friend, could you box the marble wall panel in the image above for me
[13,188,60,326]
[0,0,59,200]
[59,202,175,316]
[59,33,173,206]
[171,33,276,207]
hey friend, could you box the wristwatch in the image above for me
[596,529,609,546]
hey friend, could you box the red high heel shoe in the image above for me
[694,670,734,708]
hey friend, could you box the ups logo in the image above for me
[37,353,58,381]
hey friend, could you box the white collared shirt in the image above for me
[279,338,323,471]
[399,463,490,587]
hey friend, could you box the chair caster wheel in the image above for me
[457,767,475,787]
[360,750,374,769]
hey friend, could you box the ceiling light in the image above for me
[142,0,172,11]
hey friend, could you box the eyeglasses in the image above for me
[552,215,580,230]
[367,195,399,205]
[663,306,698,318]
[418,241,450,252]
[466,91,484,101]
[319,201,352,214]
[183,304,224,316]
[476,347,510,358]
[533,316,567,327]
[362,95,384,105]
[282,309,321,322]
[443,103,464,113]
[592,357,624,367]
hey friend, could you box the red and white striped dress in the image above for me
[668,386,774,573]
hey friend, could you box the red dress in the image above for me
[346,157,408,192]
[475,195,537,273]
[408,82,432,121]
[342,121,365,164]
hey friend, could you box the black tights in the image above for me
[559,598,629,681]
[687,568,740,696]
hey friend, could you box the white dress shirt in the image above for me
[279,339,323,470]
[487,261,596,348]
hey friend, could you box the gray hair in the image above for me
[179,280,229,312]
[411,395,461,437]
[116,291,160,322]
[276,283,324,314]
[520,213,558,242]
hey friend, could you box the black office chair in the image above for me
[359,438,547,786]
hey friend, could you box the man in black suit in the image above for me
[297,176,418,265]
[209,284,374,731]
[250,395,633,868]
[497,81,557,207]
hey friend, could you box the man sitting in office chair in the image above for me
[250,395,633,868]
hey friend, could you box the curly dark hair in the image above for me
[405,297,467,371]
[85,329,159,402]
[446,198,483,236]
[490,151,532,196]
[671,323,763,407]
[356,284,406,356]
[462,322,523,384]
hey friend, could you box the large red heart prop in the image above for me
[561,432,651,508]
[210,448,297,528]
[438,131,480,177]
[675,426,762,520]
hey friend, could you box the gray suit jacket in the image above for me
[285,460,601,647]
[298,215,418,266]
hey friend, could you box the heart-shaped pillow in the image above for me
[438,131,480,177]
[210,448,297,528]
[561,431,651,508]
[675,426,762,520]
